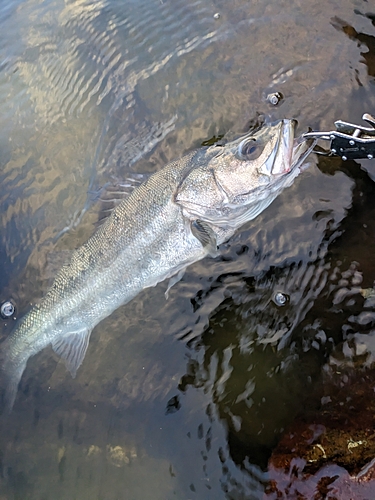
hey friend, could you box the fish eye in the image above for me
[238,139,263,160]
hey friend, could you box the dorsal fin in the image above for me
[94,174,149,226]
[51,328,92,378]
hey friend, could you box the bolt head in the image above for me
[1,301,15,318]
[266,92,282,106]
[273,292,288,307]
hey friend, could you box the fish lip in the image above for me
[270,119,296,176]
[272,120,316,176]
[290,135,317,171]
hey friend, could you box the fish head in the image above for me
[175,119,316,234]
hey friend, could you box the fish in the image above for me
[0,119,315,412]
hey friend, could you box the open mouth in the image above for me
[266,120,316,178]
[291,135,317,171]
[276,120,317,174]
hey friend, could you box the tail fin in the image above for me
[0,347,27,414]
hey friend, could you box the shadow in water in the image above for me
[172,153,375,481]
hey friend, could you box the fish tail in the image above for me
[0,343,27,414]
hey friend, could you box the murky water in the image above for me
[1,0,375,498]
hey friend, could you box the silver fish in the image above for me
[0,119,315,411]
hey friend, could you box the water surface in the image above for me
[1,0,375,498]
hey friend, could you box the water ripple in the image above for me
[10,0,218,123]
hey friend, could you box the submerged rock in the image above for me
[266,368,375,499]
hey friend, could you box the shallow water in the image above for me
[1,0,375,498]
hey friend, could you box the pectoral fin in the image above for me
[165,268,186,299]
[52,328,92,378]
[191,219,219,257]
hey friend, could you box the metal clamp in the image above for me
[303,113,375,160]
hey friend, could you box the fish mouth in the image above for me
[270,119,317,176]
[291,133,317,171]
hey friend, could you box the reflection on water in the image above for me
[1,0,375,498]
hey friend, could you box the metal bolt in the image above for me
[342,155,347,161]
[273,292,288,307]
[330,134,336,140]
[213,12,220,19]
[331,148,337,154]
[266,92,282,106]
[1,301,15,319]
[368,154,373,160]
[349,140,355,146]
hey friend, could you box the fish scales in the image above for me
[3,154,206,361]
[0,119,316,411]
